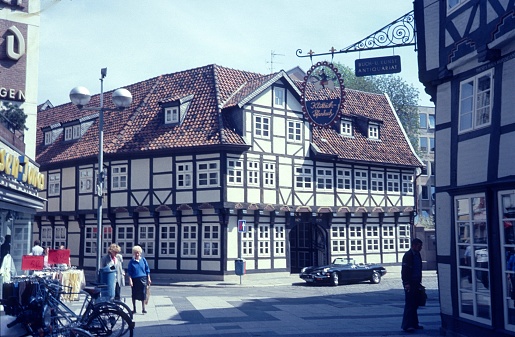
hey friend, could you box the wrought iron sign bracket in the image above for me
[296,11,416,60]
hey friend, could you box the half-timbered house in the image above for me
[35,64,422,280]
[414,0,515,336]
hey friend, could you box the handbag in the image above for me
[145,284,151,305]
[418,285,427,306]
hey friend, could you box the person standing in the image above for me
[401,238,424,333]
[101,243,125,300]
[31,240,44,256]
[127,245,151,314]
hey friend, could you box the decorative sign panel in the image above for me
[355,55,401,77]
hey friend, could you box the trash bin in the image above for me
[235,258,246,276]
[99,265,116,299]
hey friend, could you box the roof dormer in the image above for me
[160,94,194,126]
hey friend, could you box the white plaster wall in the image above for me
[226,187,245,203]
[457,135,489,185]
[180,260,197,271]
[130,159,149,189]
[111,193,127,207]
[274,258,287,268]
[258,259,271,269]
[498,132,515,178]
[176,191,193,204]
[435,192,452,256]
[61,167,75,188]
[382,253,398,264]
[131,191,149,206]
[61,189,75,212]
[196,189,220,203]
[424,0,440,70]
[153,157,171,173]
[316,193,333,205]
[158,260,177,270]
[438,263,453,315]
[253,88,272,107]
[435,128,451,187]
[436,83,452,125]
[501,57,515,126]
[201,260,220,271]
[78,195,92,210]
[286,90,302,111]
[153,174,171,188]
[227,218,239,260]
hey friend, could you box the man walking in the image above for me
[401,238,424,332]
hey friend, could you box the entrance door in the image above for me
[289,222,328,273]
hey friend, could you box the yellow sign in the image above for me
[0,148,44,190]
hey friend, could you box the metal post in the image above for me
[96,70,106,279]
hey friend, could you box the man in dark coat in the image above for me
[401,238,424,332]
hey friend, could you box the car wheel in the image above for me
[331,272,339,286]
[370,272,381,284]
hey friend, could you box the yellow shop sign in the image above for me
[0,148,44,190]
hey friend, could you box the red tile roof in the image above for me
[36,64,421,168]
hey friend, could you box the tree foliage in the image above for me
[332,63,420,150]
[0,102,27,132]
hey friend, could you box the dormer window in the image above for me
[64,127,73,141]
[368,123,379,139]
[73,124,81,138]
[64,124,82,141]
[340,119,353,137]
[165,106,179,124]
[44,131,52,145]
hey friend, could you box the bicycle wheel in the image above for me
[94,300,133,319]
[52,326,95,337]
[84,307,134,337]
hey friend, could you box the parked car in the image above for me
[299,258,387,286]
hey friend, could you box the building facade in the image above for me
[35,65,422,280]
[415,0,515,336]
[0,0,44,272]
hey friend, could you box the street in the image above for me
[126,271,441,336]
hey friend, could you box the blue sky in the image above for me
[38,0,433,106]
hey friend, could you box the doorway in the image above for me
[289,221,328,273]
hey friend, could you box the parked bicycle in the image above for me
[2,274,134,337]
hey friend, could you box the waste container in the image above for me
[99,265,116,299]
[235,258,246,276]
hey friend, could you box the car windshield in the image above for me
[332,258,355,265]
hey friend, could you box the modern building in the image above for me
[416,106,435,224]
[0,0,44,272]
[414,0,515,336]
[35,64,422,280]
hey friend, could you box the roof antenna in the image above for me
[267,50,284,73]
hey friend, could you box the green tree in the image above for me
[332,63,420,151]
[0,102,27,132]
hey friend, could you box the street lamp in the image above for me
[69,68,132,279]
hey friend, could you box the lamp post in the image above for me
[69,68,132,279]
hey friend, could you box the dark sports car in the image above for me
[299,258,387,286]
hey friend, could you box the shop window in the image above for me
[348,225,363,253]
[455,194,491,324]
[274,225,285,256]
[499,191,515,331]
[139,225,155,256]
[182,224,197,257]
[331,226,346,253]
[160,224,177,257]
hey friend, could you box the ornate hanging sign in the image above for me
[300,61,345,128]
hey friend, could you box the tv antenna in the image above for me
[267,50,284,73]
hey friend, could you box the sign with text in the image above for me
[48,249,70,265]
[355,55,401,77]
[21,255,43,270]
[237,220,247,233]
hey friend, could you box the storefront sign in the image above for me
[0,147,45,190]
[300,62,345,128]
[355,55,401,77]
[22,255,44,270]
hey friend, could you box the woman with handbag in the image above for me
[127,245,151,314]
[100,243,125,300]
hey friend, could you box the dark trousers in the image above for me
[401,283,420,330]
[115,282,121,300]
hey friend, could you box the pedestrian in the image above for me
[56,245,71,269]
[43,246,51,269]
[101,243,125,300]
[31,239,44,256]
[401,238,424,333]
[127,245,151,314]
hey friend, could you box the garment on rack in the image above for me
[0,253,16,282]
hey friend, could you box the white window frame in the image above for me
[368,124,379,139]
[197,161,219,187]
[287,120,302,142]
[398,224,410,251]
[371,171,384,192]
[227,159,243,186]
[387,172,400,193]
[419,113,427,129]
[366,225,380,252]
[331,225,346,253]
[79,168,93,193]
[202,224,220,257]
[41,226,52,249]
[241,224,253,258]
[263,162,275,188]
[64,127,73,141]
[182,224,197,257]
[316,168,333,190]
[458,70,493,134]
[72,124,81,139]
[348,225,363,253]
[402,174,414,195]
[428,114,435,129]
[336,168,352,191]
[248,160,259,186]
[176,163,192,189]
[295,167,313,190]
[139,225,155,257]
[54,226,66,249]
[85,226,97,255]
[165,106,180,124]
[48,173,61,196]
[354,169,368,191]
[274,225,285,256]
[254,115,270,139]
[160,224,177,257]
[382,225,396,252]
[273,87,285,107]
[111,165,128,191]
[116,225,134,256]
[257,224,270,257]
[341,119,353,137]
[44,131,52,145]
